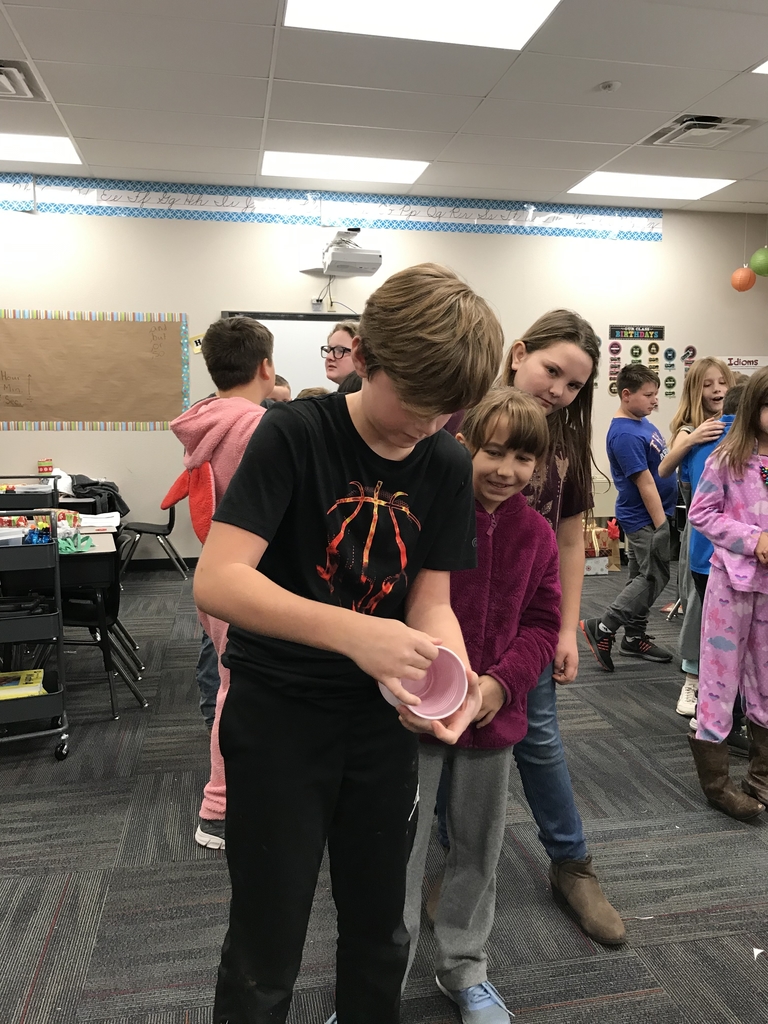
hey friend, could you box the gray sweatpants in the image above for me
[403,742,512,992]
[602,520,671,637]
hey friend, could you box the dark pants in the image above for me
[602,519,672,637]
[196,630,221,729]
[214,671,419,1024]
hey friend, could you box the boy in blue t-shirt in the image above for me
[581,364,678,671]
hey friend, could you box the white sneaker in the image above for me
[689,716,697,732]
[676,675,698,717]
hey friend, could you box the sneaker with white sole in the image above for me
[436,977,512,1023]
[689,716,697,732]
[323,1015,336,1024]
[675,674,698,717]
[195,816,225,849]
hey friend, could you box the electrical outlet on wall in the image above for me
[310,298,323,312]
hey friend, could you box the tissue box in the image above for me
[584,556,609,576]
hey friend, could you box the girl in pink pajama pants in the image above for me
[687,367,768,820]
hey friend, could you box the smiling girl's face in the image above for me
[508,340,594,416]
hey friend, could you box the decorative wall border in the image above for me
[0,310,189,431]
[0,173,662,241]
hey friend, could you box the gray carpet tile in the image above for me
[638,937,768,1023]
[75,862,229,1021]
[0,871,111,1024]
[82,1012,212,1024]
[0,781,133,875]
[134,714,211,774]
[114,770,223,867]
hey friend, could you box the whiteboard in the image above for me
[221,311,356,396]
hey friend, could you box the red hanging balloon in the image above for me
[732,266,757,291]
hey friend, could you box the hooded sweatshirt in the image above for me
[446,491,561,750]
[170,396,265,508]
[170,395,265,657]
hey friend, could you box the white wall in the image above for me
[2,206,767,554]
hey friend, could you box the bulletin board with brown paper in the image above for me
[0,310,189,430]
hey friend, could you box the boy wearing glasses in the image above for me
[322,320,358,384]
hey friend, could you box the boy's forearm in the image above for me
[406,601,470,668]
[195,560,361,657]
[634,470,667,528]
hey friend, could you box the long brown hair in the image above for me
[501,309,600,503]
[669,357,735,437]
[715,365,768,476]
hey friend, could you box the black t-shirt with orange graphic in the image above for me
[214,393,476,703]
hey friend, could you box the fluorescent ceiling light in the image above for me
[753,59,768,74]
[284,0,561,51]
[0,133,81,164]
[262,151,428,184]
[568,171,734,201]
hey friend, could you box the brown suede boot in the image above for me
[549,855,626,945]
[688,734,764,820]
[742,722,768,804]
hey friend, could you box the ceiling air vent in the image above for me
[641,114,763,150]
[0,60,46,101]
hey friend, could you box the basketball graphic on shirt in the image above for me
[318,480,422,614]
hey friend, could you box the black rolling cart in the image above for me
[0,509,69,760]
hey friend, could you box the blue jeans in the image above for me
[512,663,588,864]
[196,630,220,729]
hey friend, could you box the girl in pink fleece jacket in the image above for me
[403,388,561,1022]
[688,366,768,821]
[169,315,275,849]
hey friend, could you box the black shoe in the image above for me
[580,617,615,672]
[618,634,672,663]
[195,816,225,850]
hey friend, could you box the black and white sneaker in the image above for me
[579,617,615,672]
[619,634,672,663]
[195,816,225,850]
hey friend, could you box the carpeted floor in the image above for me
[2,565,768,1024]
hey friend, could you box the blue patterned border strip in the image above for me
[0,174,662,241]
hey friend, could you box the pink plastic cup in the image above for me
[378,645,468,720]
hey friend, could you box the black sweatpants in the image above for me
[213,669,419,1024]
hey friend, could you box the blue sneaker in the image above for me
[436,977,512,1022]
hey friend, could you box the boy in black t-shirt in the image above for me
[194,263,504,1024]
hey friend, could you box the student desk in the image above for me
[60,533,116,590]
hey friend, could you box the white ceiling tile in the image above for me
[0,157,90,174]
[681,199,768,213]
[649,1,768,14]
[257,174,411,194]
[491,53,735,109]
[687,72,768,119]
[35,62,268,117]
[409,184,560,201]
[746,166,768,179]
[86,165,258,186]
[75,138,261,173]
[717,121,768,153]
[269,82,481,134]
[416,162,583,192]
[600,146,768,178]
[59,105,262,149]
[4,7,274,76]
[0,101,68,135]
[7,0,279,21]
[529,0,768,71]
[549,189,688,209]
[438,135,625,169]
[265,121,452,161]
[693,178,768,201]
[461,99,673,144]
[0,15,25,57]
[274,28,515,96]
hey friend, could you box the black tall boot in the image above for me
[742,722,768,804]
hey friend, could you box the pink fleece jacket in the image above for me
[430,492,561,751]
[170,395,265,821]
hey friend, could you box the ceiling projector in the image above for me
[322,228,382,277]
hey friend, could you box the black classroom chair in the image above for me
[119,505,189,580]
